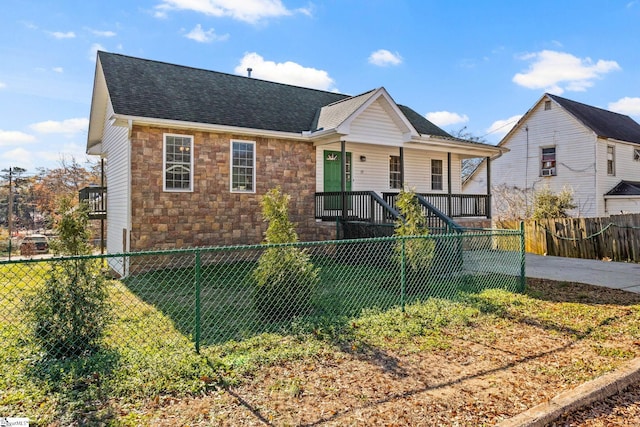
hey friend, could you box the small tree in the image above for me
[29,197,109,358]
[253,187,319,321]
[531,186,576,220]
[394,188,435,290]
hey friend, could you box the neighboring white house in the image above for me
[464,93,640,218]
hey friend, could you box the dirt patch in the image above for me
[133,279,640,426]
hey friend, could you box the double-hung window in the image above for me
[389,155,402,189]
[231,140,255,192]
[431,159,443,191]
[164,134,193,191]
[607,145,615,176]
[541,147,556,176]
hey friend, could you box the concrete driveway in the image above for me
[526,253,640,293]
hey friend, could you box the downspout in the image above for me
[341,140,347,221]
[447,152,452,217]
[399,147,404,188]
[126,119,133,254]
[486,157,491,219]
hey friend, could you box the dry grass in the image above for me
[135,278,640,426]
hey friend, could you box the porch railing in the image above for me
[315,191,399,224]
[384,192,490,219]
[79,186,107,220]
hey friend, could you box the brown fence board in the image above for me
[494,214,640,262]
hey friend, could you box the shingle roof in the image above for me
[548,94,640,145]
[98,51,451,137]
[605,181,640,196]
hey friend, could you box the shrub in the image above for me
[29,198,109,358]
[531,185,576,220]
[394,189,435,291]
[253,187,319,321]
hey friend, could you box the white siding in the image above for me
[347,99,405,146]
[474,98,602,217]
[101,100,130,272]
[606,197,640,215]
[599,139,640,215]
[316,143,453,193]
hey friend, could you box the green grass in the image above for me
[2,258,639,425]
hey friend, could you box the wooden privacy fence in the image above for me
[497,214,640,262]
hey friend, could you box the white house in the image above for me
[464,93,640,218]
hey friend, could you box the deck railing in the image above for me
[79,186,107,219]
[315,191,399,224]
[384,192,490,219]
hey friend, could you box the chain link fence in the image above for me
[1,229,524,357]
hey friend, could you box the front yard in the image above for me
[2,253,640,425]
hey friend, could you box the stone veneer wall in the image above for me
[129,125,335,252]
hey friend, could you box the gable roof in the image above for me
[94,51,451,139]
[605,181,640,196]
[548,94,640,145]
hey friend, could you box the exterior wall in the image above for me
[315,142,453,194]
[598,139,640,215]
[128,126,333,252]
[606,197,640,214]
[348,99,404,146]
[102,100,130,256]
[467,97,601,218]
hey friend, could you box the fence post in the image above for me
[519,221,526,292]
[195,249,202,353]
[401,238,406,313]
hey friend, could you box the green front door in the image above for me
[323,150,351,210]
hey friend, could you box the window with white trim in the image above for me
[389,155,402,189]
[231,140,255,192]
[607,145,615,176]
[163,134,193,191]
[541,147,556,176]
[431,159,443,191]
[634,148,640,162]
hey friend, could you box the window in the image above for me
[231,140,255,192]
[544,100,552,110]
[389,155,402,189]
[634,148,640,162]
[541,147,556,176]
[163,134,193,191]
[607,145,615,176]
[431,159,443,191]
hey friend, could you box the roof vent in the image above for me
[247,68,252,78]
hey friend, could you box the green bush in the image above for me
[394,189,435,291]
[29,198,109,358]
[531,185,576,220]
[253,187,319,321]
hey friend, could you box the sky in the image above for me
[1,0,639,172]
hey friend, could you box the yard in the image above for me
[3,248,640,426]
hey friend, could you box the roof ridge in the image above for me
[547,93,632,119]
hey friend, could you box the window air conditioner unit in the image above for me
[541,168,555,176]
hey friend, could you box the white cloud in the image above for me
[90,29,117,37]
[609,97,640,116]
[185,24,229,42]
[0,130,37,146]
[513,50,620,94]
[0,148,35,169]
[155,0,295,23]
[486,115,523,138]
[234,52,336,91]
[425,111,469,127]
[50,31,76,39]
[0,81,6,89]
[368,49,403,67]
[30,118,89,135]
[88,43,105,61]
[52,67,64,73]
